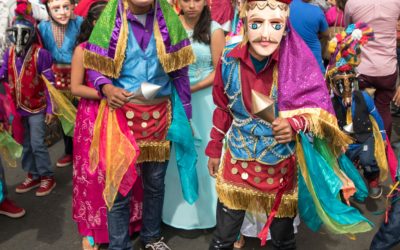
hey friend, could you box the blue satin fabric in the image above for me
[298,132,372,233]
[38,17,83,64]
[166,86,198,204]
[0,180,3,203]
[112,23,172,96]
[338,154,368,202]
[221,47,294,164]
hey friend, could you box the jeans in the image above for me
[21,113,53,179]
[346,135,379,181]
[209,200,296,250]
[107,161,168,249]
[370,191,400,250]
[108,190,133,250]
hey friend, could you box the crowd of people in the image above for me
[0,0,399,250]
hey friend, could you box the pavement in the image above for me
[0,116,399,250]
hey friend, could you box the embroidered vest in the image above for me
[38,17,83,64]
[112,23,172,96]
[332,90,373,143]
[8,45,47,113]
[221,47,295,165]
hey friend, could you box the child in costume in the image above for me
[70,1,142,249]
[206,1,372,249]
[0,2,57,197]
[83,0,198,249]
[327,23,389,199]
[39,0,83,167]
[326,22,389,199]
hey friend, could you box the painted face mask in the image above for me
[47,0,72,25]
[330,70,358,107]
[7,21,35,56]
[245,0,289,58]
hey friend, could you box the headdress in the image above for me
[327,22,374,75]
[7,0,42,54]
[83,0,195,78]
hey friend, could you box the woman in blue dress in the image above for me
[163,0,225,229]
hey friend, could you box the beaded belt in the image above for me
[120,100,172,163]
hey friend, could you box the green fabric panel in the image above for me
[88,0,119,48]
[158,0,188,46]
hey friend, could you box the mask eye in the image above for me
[336,80,344,94]
[249,22,261,30]
[272,23,283,31]
[22,31,30,44]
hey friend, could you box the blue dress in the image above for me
[162,21,221,229]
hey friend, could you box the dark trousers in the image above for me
[209,200,296,250]
[370,191,400,250]
[63,134,73,155]
[346,135,380,181]
[359,70,398,138]
[107,161,168,249]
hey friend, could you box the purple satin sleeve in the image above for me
[37,49,55,114]
[168,66,192,119]
[87,69,112,96]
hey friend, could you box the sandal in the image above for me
[82,237,99,250]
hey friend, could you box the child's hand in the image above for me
[393,86,400,107]
[272,117,295,144]
[102,85,133,109]
[45,113,55,125]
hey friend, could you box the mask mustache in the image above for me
[252,36,279,44]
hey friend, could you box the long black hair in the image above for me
[181,4,212,44]
[76,1,107,45]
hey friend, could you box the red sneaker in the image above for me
[0,199,26,218]
[368,178,383,199]
[15,174,40,193]
[56,154,73,167]
[35,176,56,197]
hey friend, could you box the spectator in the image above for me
[290,0,329,73]
[345,0,400,138]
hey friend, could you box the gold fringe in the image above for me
[215,154,298,218]
[154,21,196,73]
[83,0,129,78]
[370,116,388,182]
[280,108,353,155]
[137,141,170,163]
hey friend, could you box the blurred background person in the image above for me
[290,0,329,73]
[345,0,400,138]
[163,0,224,230]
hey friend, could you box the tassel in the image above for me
[258,177,289,246]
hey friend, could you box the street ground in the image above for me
[0,117,399,250]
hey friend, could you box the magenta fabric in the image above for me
[277,21,334,115]
[386,138,399,183]
[72,46,142,242]
[325,7,345,27]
